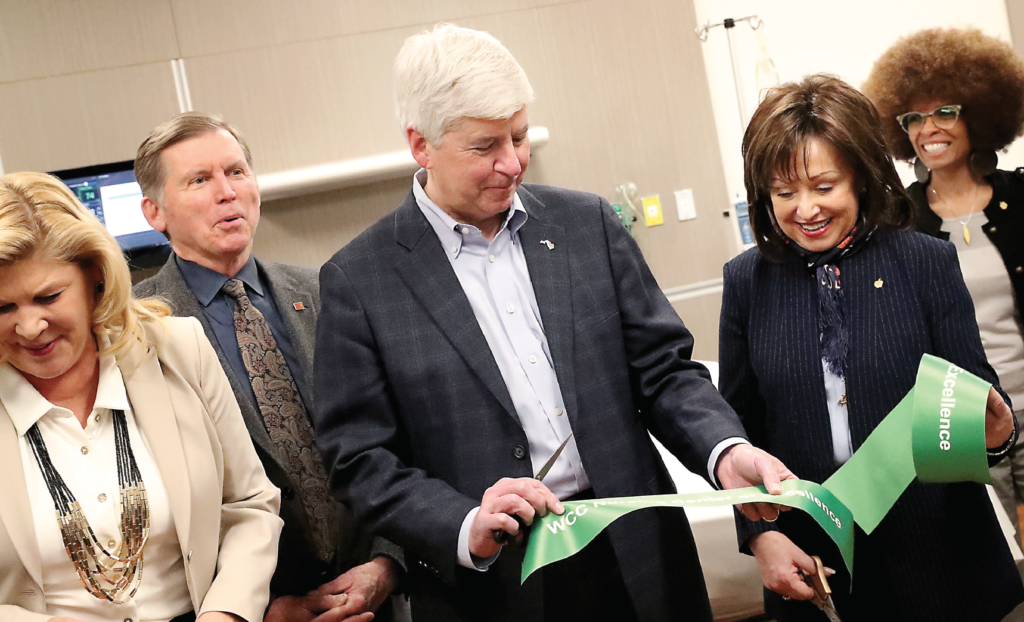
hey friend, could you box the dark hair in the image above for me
[742,74,912,261]
[862,27,1024,161]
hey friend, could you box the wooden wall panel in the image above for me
[184,9,556,175]
[252,178,410,267]
[184,30,411,173]
[198,0,731,293]
[670,292,723,362]
[1008,0,1024,57]
[0,62,181,172]
[530,0,733,288]
[170,0,579,58]
[0,0,178,84]
[0,0,731,350]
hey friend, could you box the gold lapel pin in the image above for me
[1001,201,1008,210]
[540,240,555,250]
[874,279,884,289]
[293,302,306,311]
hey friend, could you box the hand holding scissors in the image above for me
[466,435,572,558]
[491,434,574,546]
[804,556,841,621]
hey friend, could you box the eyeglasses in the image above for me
[895,105,962,134]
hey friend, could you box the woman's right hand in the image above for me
[748,531,819,600]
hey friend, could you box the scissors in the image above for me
[804,556,842,622]
[491,433,574,545]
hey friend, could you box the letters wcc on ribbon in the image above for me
[521,354,993,584]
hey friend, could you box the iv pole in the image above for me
[695,15,765,253]
[696,15,763,131]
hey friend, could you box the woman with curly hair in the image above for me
[864,27,1024,545]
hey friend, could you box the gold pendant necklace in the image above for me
[928,183,981,245]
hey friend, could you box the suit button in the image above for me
[282,486,296,500]
[991,226,998,233]
[514,445,527,459]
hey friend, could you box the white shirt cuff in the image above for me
[457,506,500,571]
[707,437,750,488]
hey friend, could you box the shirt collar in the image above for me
[412,169,528,258]
[175,253,264,306]
[1,336,130,437]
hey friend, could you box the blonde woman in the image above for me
[0,172,282,622]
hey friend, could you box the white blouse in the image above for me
[0,353,192,622]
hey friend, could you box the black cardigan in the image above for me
[908,168,1024,316]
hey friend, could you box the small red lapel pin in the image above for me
[293,302,306,311]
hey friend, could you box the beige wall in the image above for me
[1009,1,1024,59]
[0,0,732,355]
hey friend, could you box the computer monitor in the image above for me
[50,160,170,270]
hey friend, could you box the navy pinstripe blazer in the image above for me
[720,228,1024,620]
[314,184,747,621]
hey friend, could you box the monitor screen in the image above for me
[50,160,170,269]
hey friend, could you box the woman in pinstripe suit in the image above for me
[719,74,1022,621]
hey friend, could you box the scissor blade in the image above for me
[821,598,842,622]
[806,556,842,622]
[492,432,575,545]
[535,433,573,482]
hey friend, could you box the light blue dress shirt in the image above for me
[413,172,589,497]
[823,361,853,464]
[413,172,590,570]
[412,171,745,568]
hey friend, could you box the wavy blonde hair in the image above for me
[0,172,170,360]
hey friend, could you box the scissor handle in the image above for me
[809,556,831,597]
[491,515,529,545]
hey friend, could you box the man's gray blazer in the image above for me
[134,256,367,596]
[314,184,750,621]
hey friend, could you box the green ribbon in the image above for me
[521,354,994,583]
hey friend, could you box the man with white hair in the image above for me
[313,24,792,621]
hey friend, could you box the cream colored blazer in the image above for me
[0,317,283,622]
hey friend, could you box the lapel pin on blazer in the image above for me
[539,240,555,250]
[293,302,306,311]
[874,279,884,289]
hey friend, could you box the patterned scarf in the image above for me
[783,226,873,376]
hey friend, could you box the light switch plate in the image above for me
[675,189,696,221]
